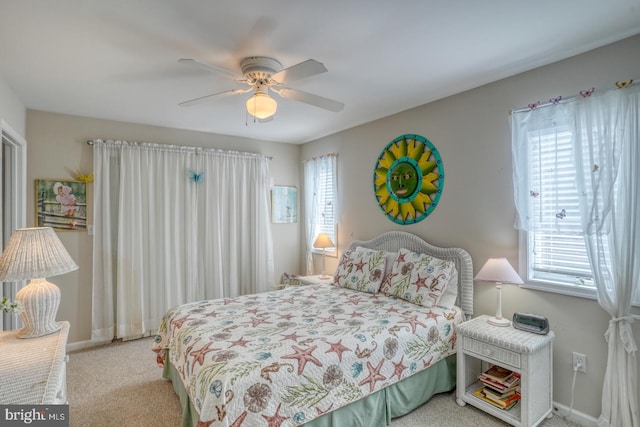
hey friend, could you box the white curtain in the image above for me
[512,84,640,427]
[303,154,336,275]
[571,85,640,427]
[92,140,274,342]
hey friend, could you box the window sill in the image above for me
[520,277,640,308]
[312,249,338,258]
[519,279,598,301]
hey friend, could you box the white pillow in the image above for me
[437,268,458,309]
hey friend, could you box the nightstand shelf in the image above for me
[464,379,522,420]
[456,315,554,427]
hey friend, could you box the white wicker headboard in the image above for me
[348,231,473,319]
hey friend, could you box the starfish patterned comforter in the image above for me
[153,283,463,427]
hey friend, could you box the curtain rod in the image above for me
[510,78,637,115]
[86,139,273,160]
[304,152,338,163]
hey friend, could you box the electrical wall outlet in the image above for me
[573,352,587,373]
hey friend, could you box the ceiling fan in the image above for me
[178,56,345,119]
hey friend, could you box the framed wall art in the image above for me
[35,179,87,231]
[373,134,444,225]
[271,186,297,224]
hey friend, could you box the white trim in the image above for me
[519,280,598,301]
[1,118,27,231]
[1,119,27,331]
[311,247,337,258]
[66,339,111,352]
[552,400,599,427]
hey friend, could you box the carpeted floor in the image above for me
[67,337,580,427]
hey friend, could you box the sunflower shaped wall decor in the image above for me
[373,134,444,224]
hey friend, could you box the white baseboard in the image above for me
[553,401,599,427]
[66,339,110,352]
[66,334,153,352]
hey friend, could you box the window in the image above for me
[304,154,337,258]
[512,99,639,305]
[519,124,597,298]
[315,165,336,251]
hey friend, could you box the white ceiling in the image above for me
[1,1,639,144]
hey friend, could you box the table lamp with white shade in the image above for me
[474,257,523,327]
[313,233,335,279]
[0,227,78,338]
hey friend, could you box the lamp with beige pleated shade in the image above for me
[313,233,335,279]
[474,257,523,327]
[0,227,78,338]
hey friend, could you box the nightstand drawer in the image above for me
[463,337,521,368]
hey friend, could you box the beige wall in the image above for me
[25,110,302,344]
[301,34,640,420]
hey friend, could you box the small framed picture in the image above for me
[35,179,87,231]
[271,186,297,224]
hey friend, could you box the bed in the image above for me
[153,231,473,427]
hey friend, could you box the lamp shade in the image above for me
[0,227,78,281]
[246,91,278,119]
[474,257,523,285]
[313,233,335,249]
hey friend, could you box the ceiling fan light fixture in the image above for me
[246,91,277,119]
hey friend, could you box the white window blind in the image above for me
[316,163,336,252]
[526,126,594,287]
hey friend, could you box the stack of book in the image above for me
[473,365,521,410]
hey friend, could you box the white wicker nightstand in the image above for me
[456,315,554,427]
[0,321,70,404]
[298,275,334,286]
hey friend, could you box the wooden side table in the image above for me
[456,315,554,427]
[0,321,70,404]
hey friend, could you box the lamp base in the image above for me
[15,277,62,338]
[487,316,511,327]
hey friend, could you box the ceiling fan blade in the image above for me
[178,58,239,79]
[178,88,251,107]
[275,88,344,112]
[271,59,327,84]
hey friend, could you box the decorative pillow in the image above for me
[380,248,455,307]
[356,246,396,280]
[436,268,459,309]
[334,249,387,293]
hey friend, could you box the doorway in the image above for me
[1,119,26,330]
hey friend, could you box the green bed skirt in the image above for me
[163,354,456,427]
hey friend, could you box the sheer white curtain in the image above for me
[512,84,640,427]
[303,154,337,275]
[92,140,274,342]
[571,85,640,427]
